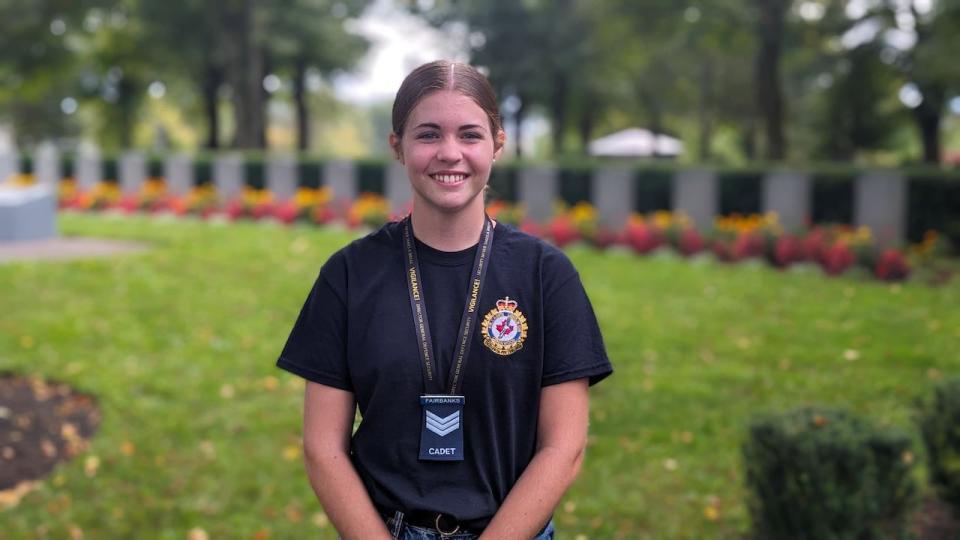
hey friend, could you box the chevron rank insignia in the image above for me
[419,395,465,461]
[425,410,460,436]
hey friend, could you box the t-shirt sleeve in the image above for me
[540,250,613,387]
[275,252,352,391]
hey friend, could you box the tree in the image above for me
[265,0,368,151]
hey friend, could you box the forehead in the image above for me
[407,90,489,130]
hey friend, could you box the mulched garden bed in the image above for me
[0,373,100,507]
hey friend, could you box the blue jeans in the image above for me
[386,514,555,540]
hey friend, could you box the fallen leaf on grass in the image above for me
[282,445,301,461]
[843,349,860,361]
[312,512,329,528]
[220,384,235,399]
[0,480,39,508]
[68,524,84,540]
[120,441,136,456]
[84,455,100,477]
[663,458,678,471]
[187,527,209,540]
[251,529,270,540]
[564,501,576,513]
[199,440,216,459]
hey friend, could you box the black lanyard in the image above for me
[402,215,494,396]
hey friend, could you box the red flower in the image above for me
[733,232,765,260]
[771,235,803,268]
[623,222,663,254]
[874,249,910,281]
[547,215,579,247]
[224,200,246,220]
[677,228,705,256]
[821,242,855,275]
[273,200,299,224]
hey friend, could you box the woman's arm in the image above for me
[479,378,590,539]
[302,381,393,540]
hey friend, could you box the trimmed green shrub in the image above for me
[487,163,518,202]
[193,158,212,186]
[918,377,960,513]
[244,157,265,190]
[719,171,762,215]
[811,173,855,225]
[907,176,960,248]
[147,156,164,178]
[19,155,33,174]
[558,165,592,205]
[103,158,118,183]
[356,159,386,194]
[743,407,915,540]
[298,160,323,189]
[633,168,672,213]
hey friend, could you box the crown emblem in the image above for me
[481,296,528,356]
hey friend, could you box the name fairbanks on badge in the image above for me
[481,296,528,356]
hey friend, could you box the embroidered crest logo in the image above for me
[480,296,528,356]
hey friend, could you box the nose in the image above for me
[436,136,462,163]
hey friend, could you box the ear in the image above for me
[493,129,506,161]
[389,132,404,163]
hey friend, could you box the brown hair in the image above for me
[391,60,502,138]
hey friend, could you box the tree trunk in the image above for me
[550,71,568,157]
[578,93,595,155]
[698,58,713,162]
[755,0,787,160]
[293,56,309,152]
[513,93,526,159]
[912,84,943,164]
[202,63,222,150]
[226,0,265,149]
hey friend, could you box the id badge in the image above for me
[419,395,465,461]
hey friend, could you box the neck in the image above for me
[410,205,487,252]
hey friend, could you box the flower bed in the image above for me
[56,181,953,283]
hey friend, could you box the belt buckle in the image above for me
[434,513,460,538]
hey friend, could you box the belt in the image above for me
[378,506,482,536]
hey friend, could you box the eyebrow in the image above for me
[413,122,486,131]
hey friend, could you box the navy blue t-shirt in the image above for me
[276,221,612,528]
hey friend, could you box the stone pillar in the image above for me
[0,184,57,242]
[213,153,244,200]
[385,161,412,214]
[35,142,61,186]
[762,170,810,232]
[592,167,633,229]
[266,155,298,200]
[77,145,102,191]
[323,159,357,202]
[673,169,717,231]
[119,151,147,195]
[855,170,906,247]
[518,166,557,223]
[165,154,194,195]
[0,150,16,183]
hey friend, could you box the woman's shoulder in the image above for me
[496,223,578,280]
[321,221,404,277]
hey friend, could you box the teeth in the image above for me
[434,174,466,184]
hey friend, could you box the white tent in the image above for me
[587,128,683,158]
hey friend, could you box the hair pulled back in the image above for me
[391,60,502,138]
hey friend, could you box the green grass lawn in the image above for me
[2,212,958,539]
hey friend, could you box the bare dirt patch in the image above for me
[0,374,100,508]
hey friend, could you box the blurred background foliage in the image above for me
[1,0,959,165]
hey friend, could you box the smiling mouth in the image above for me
[431,173,469,185]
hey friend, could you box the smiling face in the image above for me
[390,90,504,218]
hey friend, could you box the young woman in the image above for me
[277,60,612,539]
